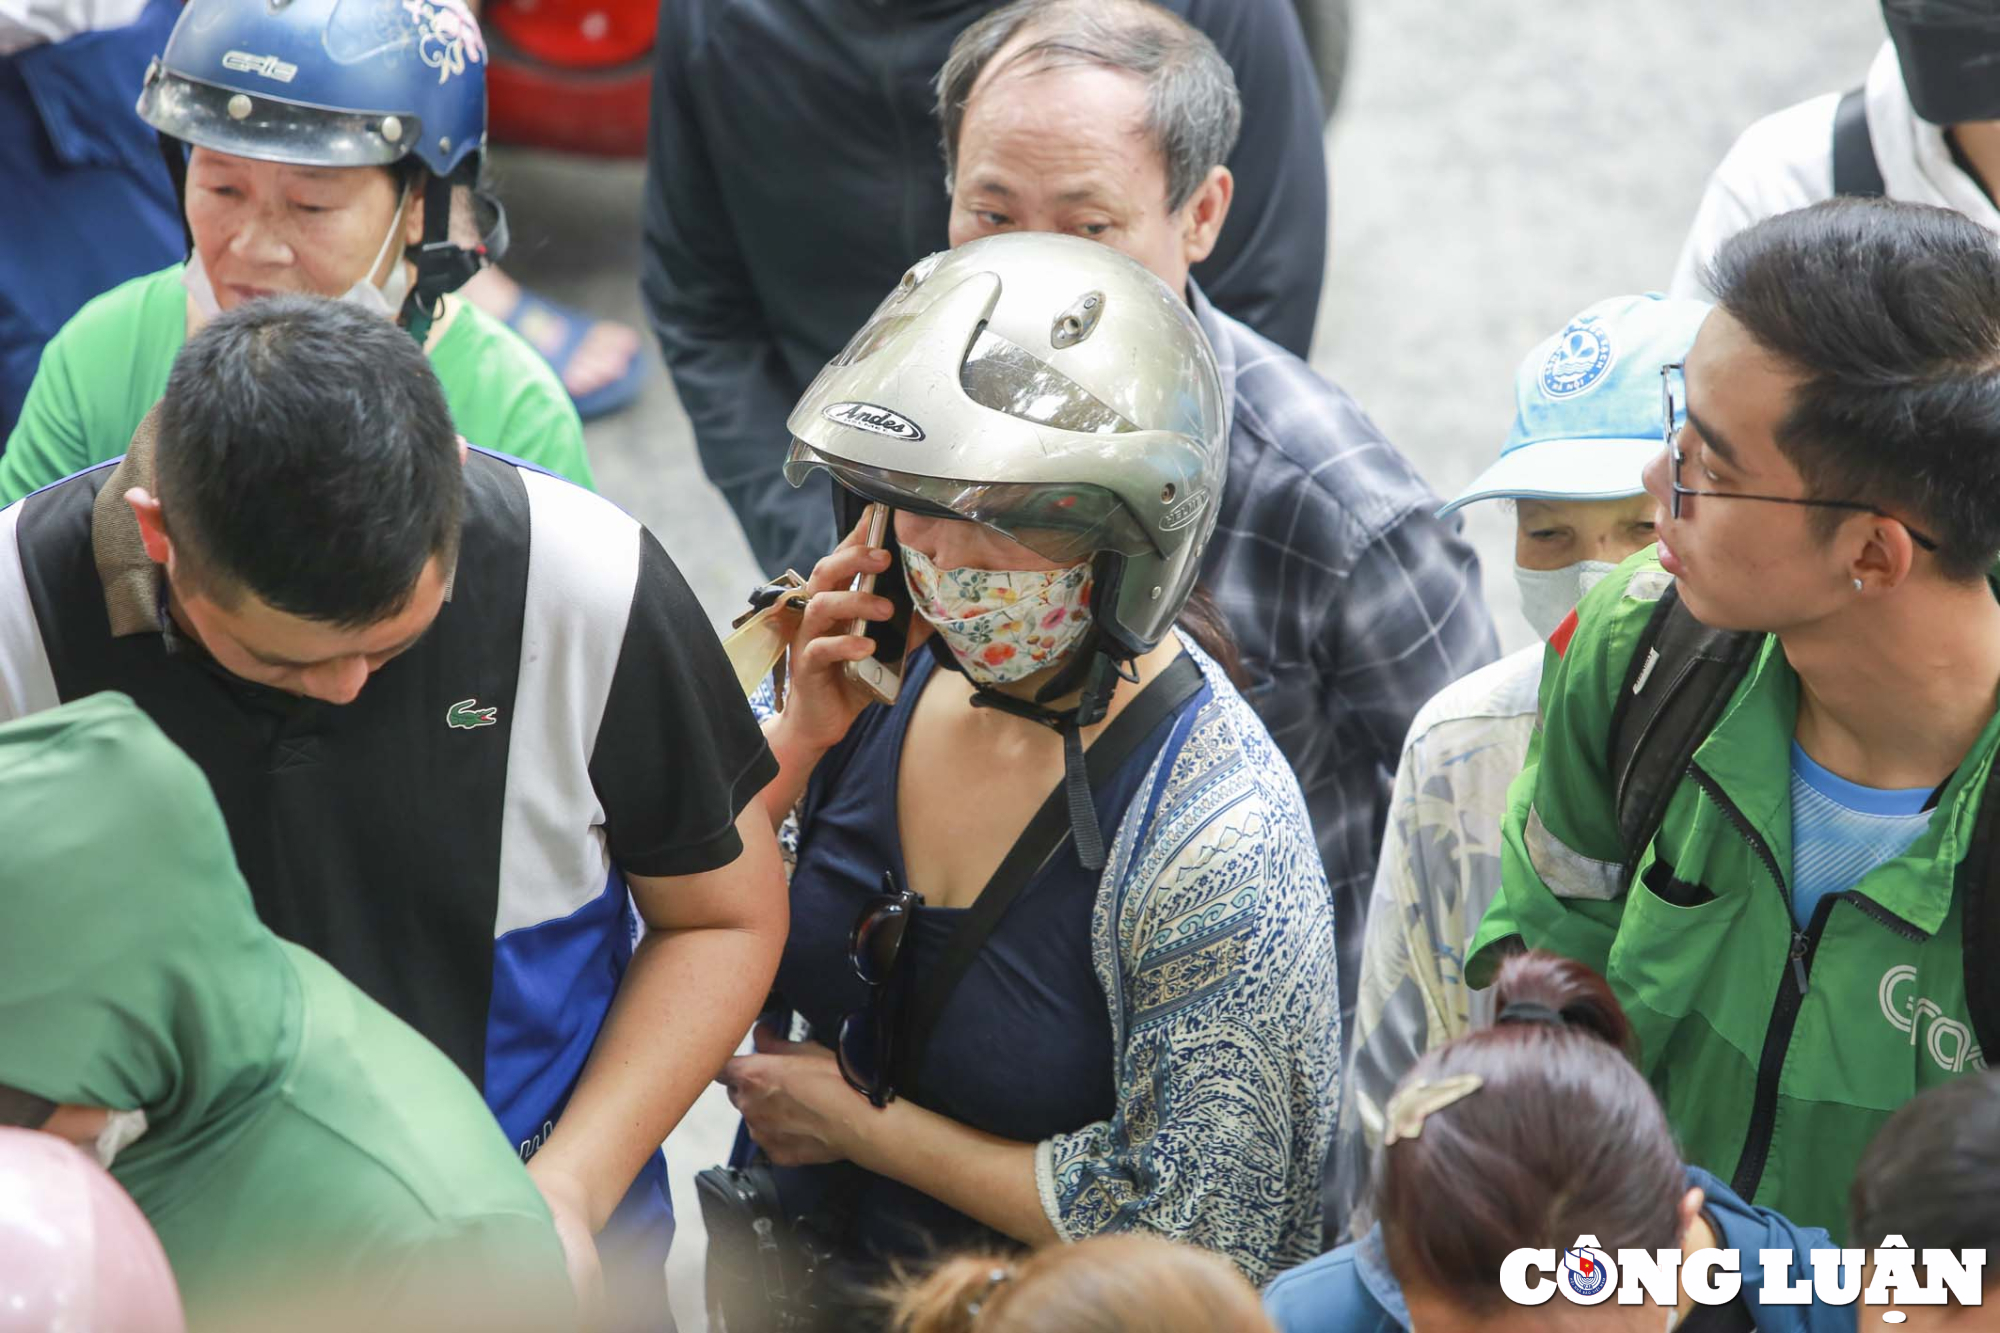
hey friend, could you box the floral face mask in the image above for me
[902,546,1094,686]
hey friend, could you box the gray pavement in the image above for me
[490,0,1885,1323]
[1317,0,1884,652]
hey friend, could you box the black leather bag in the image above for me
[693,1161,839,1332]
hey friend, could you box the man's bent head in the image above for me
[135,295,463,702]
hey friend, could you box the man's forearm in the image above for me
[533,814,788,1229]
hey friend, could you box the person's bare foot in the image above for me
[461,265,642,400]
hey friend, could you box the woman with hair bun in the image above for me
[890,1234,1276,1333]
[1267,951,1849,1333]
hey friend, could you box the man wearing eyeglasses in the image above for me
[1465,196,2000,1236]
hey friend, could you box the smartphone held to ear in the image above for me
[845,503,915,705]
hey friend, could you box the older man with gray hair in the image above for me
[937,0,1498,1072]
[643,0,1327,585]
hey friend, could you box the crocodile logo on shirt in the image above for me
[446,698,498,730]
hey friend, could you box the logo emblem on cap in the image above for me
[1541,317,1614,399]
[823,402,924,442]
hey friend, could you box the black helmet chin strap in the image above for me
[931,634,1134,871]
[399,175,508,345]
[157,132,194,256]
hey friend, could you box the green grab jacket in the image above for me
[0,693,575,1331]
[1469,552,1996,1235]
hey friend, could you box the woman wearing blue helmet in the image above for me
[0,0,593,505]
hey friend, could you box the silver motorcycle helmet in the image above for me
[784,231,1228,667]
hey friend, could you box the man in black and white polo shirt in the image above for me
[0,296,787,1324]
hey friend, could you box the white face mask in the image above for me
[1514,560,1619,642]
[181,187,412,322]
[89,1107,149,1169]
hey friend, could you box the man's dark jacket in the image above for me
[642,0,1330,577]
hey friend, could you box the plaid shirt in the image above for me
[1192,286,1498,1035]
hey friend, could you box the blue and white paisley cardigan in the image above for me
[758,639,1340,1285]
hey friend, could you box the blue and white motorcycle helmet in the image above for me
[135,0,506,339]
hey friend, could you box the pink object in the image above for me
[0,1127,185,1333]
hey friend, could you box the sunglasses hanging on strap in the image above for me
[837,871,922,1108]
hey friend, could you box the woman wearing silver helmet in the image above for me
[715,232,1339,1324]
[0,0,592,506]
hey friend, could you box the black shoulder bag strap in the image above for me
[894,651,1205,1100]
[1832,86,1886,198]
[1605,584,1759,878]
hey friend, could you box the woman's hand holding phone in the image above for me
[768,514,910,761]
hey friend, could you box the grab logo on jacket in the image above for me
[1880,965,1986,1074]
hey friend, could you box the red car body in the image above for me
[485,0,653,157]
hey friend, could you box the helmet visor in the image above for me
[785,441,1155,564]
[138,66,414,169]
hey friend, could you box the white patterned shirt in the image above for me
[1326,645,1541,1233]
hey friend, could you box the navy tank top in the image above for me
[768,647,1202,1273]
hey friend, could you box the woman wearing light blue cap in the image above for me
[1324,292,1710,1234]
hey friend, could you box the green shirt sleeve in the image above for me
[2,266,185,508]
[431,303,596,491]
[491,371,595,491]
[1,330,94,506]
[1467,557,1663,987]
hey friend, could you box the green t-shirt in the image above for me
[0,265,595,505]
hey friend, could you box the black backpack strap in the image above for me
[1606,584,1760,877]
[1958,769,2000,1056]
[894,651,1205,1099]
[1832,86,1886,198]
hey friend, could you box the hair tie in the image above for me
[1383,1073,1484,1146]
[1497,1000,1567,1027]
[966,1266,1012,1319]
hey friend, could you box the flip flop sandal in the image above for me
[502,287,647,422]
